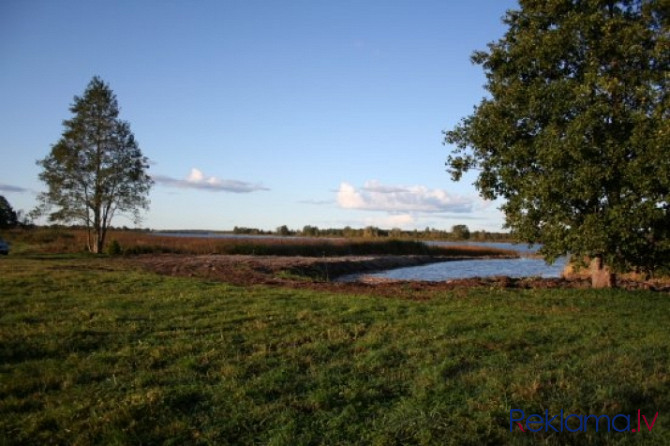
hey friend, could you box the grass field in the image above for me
[1,256,669,445]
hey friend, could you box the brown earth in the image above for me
[129,254,670,299]
[132,254,451,285]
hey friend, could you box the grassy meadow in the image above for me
[1,255,669,445]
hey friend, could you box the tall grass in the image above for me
[4,228,516,258]
[0,257,668,444]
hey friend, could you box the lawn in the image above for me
[1,257,668,445]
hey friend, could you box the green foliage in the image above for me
[1,258,669,444]
[451,224,470,240]
[35,77,153,254]
[302,224,320,236]
[445,0,670,275]
[0,195,18,229]
[232,226,272,235]
[362,226,380,238]
[106,240,122,256]
[276,225,292,236]
[234,224,513,241]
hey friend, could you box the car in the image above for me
[0,239,9,255]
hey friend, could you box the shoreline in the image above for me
[131,253,670,294]
[133,253,513,283]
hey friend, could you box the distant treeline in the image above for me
[234,224,513,242]
[25,223,513,242]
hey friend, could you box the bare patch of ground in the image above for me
[128,254,670,299]
[132,254,449,284]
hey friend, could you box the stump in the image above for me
[590,256,616,288]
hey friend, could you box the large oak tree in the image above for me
[445,0,669,286]
[37,77,152,253]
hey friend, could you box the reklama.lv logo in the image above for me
[510,409,659,433]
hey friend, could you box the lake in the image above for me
[152,233,567,281]
[340,242,568,282]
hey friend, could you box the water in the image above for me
[153,233,567,281]
[340,242,568,282]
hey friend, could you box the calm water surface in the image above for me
[154,234,567,281]
[341,242,568,282]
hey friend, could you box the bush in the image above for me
[106,240,122,256]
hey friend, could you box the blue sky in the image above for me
[1,0,518,231]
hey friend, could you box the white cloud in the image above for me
[337,182,366,209]
[364,213,415,229]
[154,168,269,193]
[337,180,473,213]
[187,168,204,183]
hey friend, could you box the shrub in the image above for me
[106,240,123,256]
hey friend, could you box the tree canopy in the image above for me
[451,224,471,240]
[445,0,669,281]
[36,76,153,253]
[0,196,18,229]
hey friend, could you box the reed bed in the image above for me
[5,228,517,258]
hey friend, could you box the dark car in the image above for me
[0,239,9,255]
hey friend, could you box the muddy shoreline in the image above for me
[133,254,470,284]
[130,254,670,297]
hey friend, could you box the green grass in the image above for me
[1,257,669,445]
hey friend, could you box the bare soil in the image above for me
[128,254,670,299]
[132,254,448,285]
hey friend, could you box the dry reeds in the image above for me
[8,228,518,258]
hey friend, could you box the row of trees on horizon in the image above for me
[236,224,512,242]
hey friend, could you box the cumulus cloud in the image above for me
[337,180,473,213]
[0,184,29,193]
[154,168,269,193]
[364,213,416,229]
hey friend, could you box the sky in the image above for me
[1,0,519,232]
